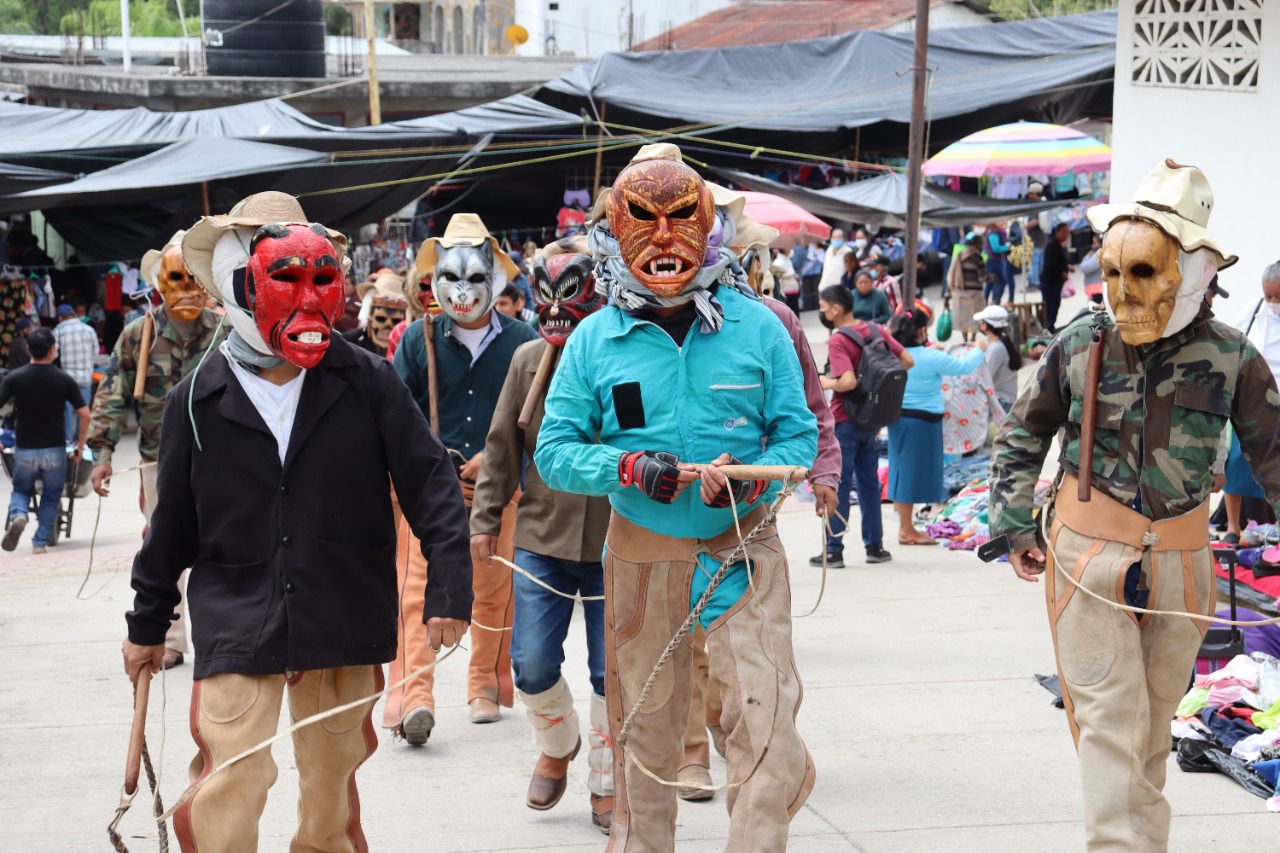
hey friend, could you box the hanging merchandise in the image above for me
[936,307,953,342]
[104,266,122,312]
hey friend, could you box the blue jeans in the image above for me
[65,382,91,444]
[1028,247,1044,289]
[826,421,883,554]
[984,257,1012,304]
[510,548,606,697]
[8,447,66,546]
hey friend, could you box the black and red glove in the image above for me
[707,455,767,508]
[618,451,684,503]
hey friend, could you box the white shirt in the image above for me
[449,312,502,364]
[1248,301,1280,382]
[819,244,851,287]
[222,348,307,464]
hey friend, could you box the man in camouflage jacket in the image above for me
[88,232,224,668]
[990,161,1280,851]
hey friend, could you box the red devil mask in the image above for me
[606,158,715,298]
[244,224,343,369]
[533,253,603,345]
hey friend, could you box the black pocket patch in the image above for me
[612,382,645,429]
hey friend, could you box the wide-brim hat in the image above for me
[140,228,187,288]
[414,212,520,281]
[357,270,408,304]
[1086,159,1237,270]
[182,191,349,302]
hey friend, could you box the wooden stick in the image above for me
[132,311,155,401]
[423,317,440,436]
[123,672,151,796]
[690,464,809,483]
[517,342,559,430]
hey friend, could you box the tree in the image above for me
[982,0,1116,20]
[58,1,189,37]
[0,0,35,34]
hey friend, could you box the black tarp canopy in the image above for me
[545,11,1115,132]
[713,168,1063,229]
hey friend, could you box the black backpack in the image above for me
[836,324,907,431]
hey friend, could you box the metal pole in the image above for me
[364,0,382,124]
[900,0,930,311]
[120,0,132,72]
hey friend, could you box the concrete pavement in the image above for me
[1,282,1271,850]
[0,435,1270,851]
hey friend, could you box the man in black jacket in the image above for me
[121,193,472,853]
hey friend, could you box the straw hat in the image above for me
[357,270,408,304]
[140,229,187,289]
[414,213,521,281]
[1086,159,1237,270]
[611,143,747,222]
[182,191,349,299]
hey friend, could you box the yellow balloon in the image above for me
[505,24,529,45]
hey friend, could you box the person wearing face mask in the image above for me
[990,161,1280,851]
[88,230,227,669]
[1220,260,1280,543]
[849,269,891,323]
[819,228,851,288]
[813,285,912,567]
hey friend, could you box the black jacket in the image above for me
[126,335,472,679]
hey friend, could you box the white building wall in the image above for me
[1111,0,1277,325]
[515,0,733,56]
[882,3,991,33]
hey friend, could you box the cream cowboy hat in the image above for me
[414,213,521,281]
[593,143,748,224]
[182,191,350,302]
[356,270,407,304]
[1086,159,1237,270]
[140,229,187,289]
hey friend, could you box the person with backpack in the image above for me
[812,285,914,567]
[889,309,986,545]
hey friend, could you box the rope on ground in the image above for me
[154,644,460,824]
[794,506,831,619]
[76,461,158,601]
[1041,510,1280,627]
[489,554,605,602]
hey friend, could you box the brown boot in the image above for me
[590,794,613,835]
[526,738,581,810]
[677,741,714,802]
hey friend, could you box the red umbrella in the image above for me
[740,191,831,249]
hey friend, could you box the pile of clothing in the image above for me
[923,478,1052,552]
[1172,653,1280,812]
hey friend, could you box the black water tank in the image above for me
[205,0,326,78]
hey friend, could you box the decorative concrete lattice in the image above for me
[1132,0,1263,91]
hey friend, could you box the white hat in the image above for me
[1086,159,1236,270]
[972,304,1009,329]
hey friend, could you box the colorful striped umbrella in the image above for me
[922,121,1110,178]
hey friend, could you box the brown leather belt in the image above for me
[1054,473,1209,552]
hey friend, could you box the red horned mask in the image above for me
[606,159,715,298]
[244,223,344,369]
[533,253,603,345]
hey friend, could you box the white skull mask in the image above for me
[367,299,405,351]
[434,242,498,324]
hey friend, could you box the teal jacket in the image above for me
[535,286,817,540]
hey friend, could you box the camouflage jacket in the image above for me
[88,308,224,467]
[990,305,1280,551]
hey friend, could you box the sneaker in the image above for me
[400,706,435,746]
[31,544,48,555]
[808,552,844,569]
[2,515,27,551]
[865,545,893,564]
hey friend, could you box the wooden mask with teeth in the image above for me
[606,158,715,298]
[532,253,602,346]
[243,223,343,369]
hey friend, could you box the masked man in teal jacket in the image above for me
[535,144,817,852]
